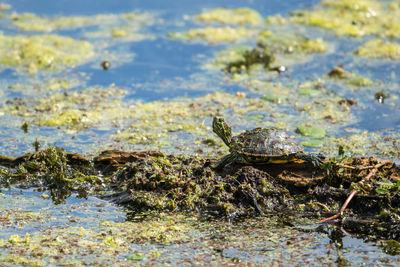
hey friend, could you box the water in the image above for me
[0,0,399,265]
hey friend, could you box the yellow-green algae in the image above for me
[355,39,400,60]
[289,0,400,38]
[111,79,355,154]
[0,208,48,229]
[9,76,85,92]
[169,27,257,44]
[245,79,354,125]
[112,92,266,147]
[258,30,328,54]
[0,213,198,265]
[297,123,326,138]
[322,131,400,158]
[12,11,154,32]
[0,211,350,266]
[2,84,125,129]
[327,67,374,87]
[0,34,94,73]
[195,8,263,26]
[85,25,153,42]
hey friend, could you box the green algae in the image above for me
[0,147,100,204]
[0,34,94,73]
[169,7,264,44]
[2,84,125,129]
[297,88,321,95]
[347,75,374,86]
[169,27,258,44]
[300,139,325,147]
[0,208,366,266]
[289,0,380,37]
[258,30,328,55]
[9,76,85,92]
[355,39,400,60]
[289,0,400,39]
[12,11,154,33]
[297,123,326,138]
[225,46,275,74]
[322,131,400,159]
[261,93,283,103]
[195,8,263,26]
[112,91,270,150]
[206,32,328,74]
[327,67,374,87]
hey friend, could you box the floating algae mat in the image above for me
[0,0,400,265]
[0,34,94,73]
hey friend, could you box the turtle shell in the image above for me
[231,127,303,157]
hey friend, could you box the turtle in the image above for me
[212,117,324,169]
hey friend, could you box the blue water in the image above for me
[0,0,399,264]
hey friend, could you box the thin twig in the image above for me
[317,160,393,224]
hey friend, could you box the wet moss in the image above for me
[0,147,100,204]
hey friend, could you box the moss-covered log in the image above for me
[1,146,399,240]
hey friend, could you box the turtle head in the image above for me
[212,117,232,147]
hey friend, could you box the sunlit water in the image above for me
[0,0,399,264]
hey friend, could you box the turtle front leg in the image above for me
[212,152,241,169]
[294,152,325,167]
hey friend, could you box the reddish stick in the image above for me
[317,161,392,224]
